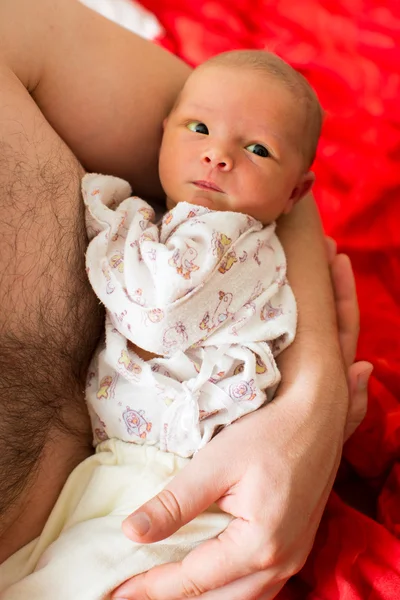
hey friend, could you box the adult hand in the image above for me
[325,237,372,440]
[113,242,372,600]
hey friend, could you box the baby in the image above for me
[1,50,322,600]
[83,49,321,458]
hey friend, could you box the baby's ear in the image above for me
[283,172,315,215]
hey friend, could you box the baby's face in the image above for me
[159,65,314,223]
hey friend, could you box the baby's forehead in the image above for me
[182,64,290,107]
[182,66,307,135]
[186,62,258,85]
[187,64,303,107]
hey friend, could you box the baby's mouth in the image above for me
[192,180,224,193]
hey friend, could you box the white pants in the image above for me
[0,440,230,600]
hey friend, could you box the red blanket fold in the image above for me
[138,0,400,595]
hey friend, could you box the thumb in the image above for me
[344,361,373,442]
[122,446,227,543]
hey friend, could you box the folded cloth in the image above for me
[0,440,230,600]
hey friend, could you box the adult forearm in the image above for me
[275,194,348,415]
[277,194,337,340]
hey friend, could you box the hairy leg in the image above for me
[0,66,103,560]
[0,0,190,561]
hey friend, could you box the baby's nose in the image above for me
[201,149,233,170]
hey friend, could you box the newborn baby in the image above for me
[84,48,320,458]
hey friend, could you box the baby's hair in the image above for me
[199,50,323,169]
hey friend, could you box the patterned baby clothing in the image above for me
[83,173,297,458]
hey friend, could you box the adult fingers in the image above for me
[122,448,229,544]
[327,242,372,441]
[199,573,285,600]
[330,253,360,368]
[344,360,373,441]
[325,238,360,367]
[325,236,337,263]
[114,519,280,600]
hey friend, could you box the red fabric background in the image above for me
[138,0,400,596]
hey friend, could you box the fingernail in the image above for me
[127,511,151,536]
[357,366,373,391]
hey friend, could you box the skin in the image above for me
[0,1,372,598]
[160,65,314,222]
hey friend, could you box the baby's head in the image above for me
[159,50,323,224]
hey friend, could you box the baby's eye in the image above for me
[187,121,209,135]
[246,143,270,158]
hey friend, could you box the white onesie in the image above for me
[0,174,297,600]
[84,173,297,458]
